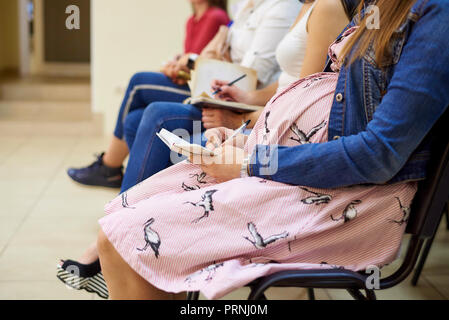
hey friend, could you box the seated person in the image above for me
[95,0,449,300]
[66,0,300,188]
[119,0,359,193]
[56,0,360,299]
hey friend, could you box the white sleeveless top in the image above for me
[275,2,316,91]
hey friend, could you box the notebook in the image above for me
[156,128,216,157]
[184,58,264,113]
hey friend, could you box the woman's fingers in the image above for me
[204,128,226,150]
[211,79,228,89]
[206,136,221,151]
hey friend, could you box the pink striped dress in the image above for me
[99,28,417,299]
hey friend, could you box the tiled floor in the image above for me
[0,77,448,300]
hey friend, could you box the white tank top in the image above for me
[275,2,316,91]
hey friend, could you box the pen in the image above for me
[212,74,247,96]
[221,120,251,146]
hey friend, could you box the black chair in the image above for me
[411,202,449,286]
[187,108,449,301]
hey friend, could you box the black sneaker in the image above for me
[67,153,123,188]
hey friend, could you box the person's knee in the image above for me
[142,102,179,126]
[129,71,162,87]
[124,110,144,142]
[129,72,147,87]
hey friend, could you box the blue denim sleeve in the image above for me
[249,1,449,188]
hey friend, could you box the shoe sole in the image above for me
[67,174,122,189]
[56,265,109,299]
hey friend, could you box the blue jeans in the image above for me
[114,72,190,143]
[121,102,204,193]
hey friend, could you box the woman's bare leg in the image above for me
[78,241,99,264]
[102,136,129,168]
[97,229,186,300]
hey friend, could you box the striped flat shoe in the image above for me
[56,259,109,299]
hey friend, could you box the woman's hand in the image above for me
[211,80,254,105]
[189,146,248,183]
[161,55,190,86]
[204,127,248,150]
[202,108,245,129]
[161,61,178,79]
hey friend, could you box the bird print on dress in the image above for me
[121,192,136,209]
[182,172,209,191]
[331,200,362,223]
[137,218,161,259]
[182,182,200,192]
[244,222,289,249]
[185,262,224,284]
[190,172,208,184]
[184,190,219,224]
[262,111,271,143]
[388,197,411,226]
[300,188,333,205]
[303,77,326,88]
[288,236,297,252]
[290,120,327,145]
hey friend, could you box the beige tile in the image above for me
[0,217,99,282]
[0,281,95,300]
[0,101,92,123]
[0,195,39,218]
[217,288,251,300]
[424,274,449,299]
[419,234,449,276]
[0,137,27,164]
[44,172,119,198]
[0,215,24,253]
[0,137,79,179]
[0,177,49,198]
[28,194,111,219]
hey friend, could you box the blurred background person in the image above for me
[66,0,230,188]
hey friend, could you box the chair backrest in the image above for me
[406,107,449,238]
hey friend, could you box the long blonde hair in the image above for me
[342,0,417,66]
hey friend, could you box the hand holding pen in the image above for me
[211,74,248,100]
[204,121,251,151]
[220,120,251,146]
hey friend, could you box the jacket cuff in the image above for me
[248,144,278,180]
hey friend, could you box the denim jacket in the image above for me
[249,0,449,188]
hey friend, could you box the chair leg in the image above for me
[347,288,368,301]
[412,204,447,286]
[308,288,316,300]
[411,235,437,286]
[445,203,449,230]
[365,289,377,300]
[248,288,268,300]
[186,292,200,300]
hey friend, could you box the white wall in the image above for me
[91,0,191,135]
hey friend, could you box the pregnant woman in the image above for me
[96,0,449,299]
